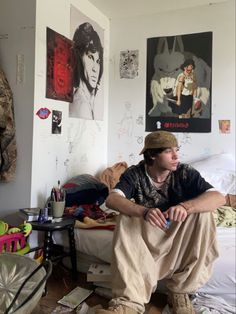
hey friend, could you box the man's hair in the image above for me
[143,148,167,166]
[72,22,103,90]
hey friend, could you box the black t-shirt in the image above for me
[115,161,213,212]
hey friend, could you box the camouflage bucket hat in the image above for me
[139,131,178,154]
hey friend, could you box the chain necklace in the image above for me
[149,171,171,184]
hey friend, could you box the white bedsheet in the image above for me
[53,227,113,263]
[198,227,236,305]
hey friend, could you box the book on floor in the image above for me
[87,263,111,282]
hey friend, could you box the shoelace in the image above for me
[108,305,123,313]
[173,293,191,307]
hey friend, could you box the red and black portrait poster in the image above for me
[46,27,73,102]
[146,32,212,133]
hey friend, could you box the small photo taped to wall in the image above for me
[218,119,230,134]
[52,110,62,134]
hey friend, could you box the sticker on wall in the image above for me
[219,120,230,134]
[36,108,51,119]
[46,27,73,102]
[146,32,212,133]
[120,50,139,79]
[52,110,62,134]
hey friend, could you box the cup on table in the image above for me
[52,201,65,218]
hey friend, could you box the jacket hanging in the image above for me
[0,67,17,181]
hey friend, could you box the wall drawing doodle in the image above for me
[67,120,87,154]
[129,153,135,164]
[136,136,143,145]
[179,133,192,145]
[136,115,144,126]
[117,101,134,141]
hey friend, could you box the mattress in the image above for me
[53,225,235,303]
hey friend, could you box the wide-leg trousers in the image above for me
[109,212,219,314]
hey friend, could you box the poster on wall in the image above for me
[146,32,212,132]
[120,50,139,79]
[46,28,73,102]
[69,5,104,121]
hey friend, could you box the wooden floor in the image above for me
[32,264,167,314]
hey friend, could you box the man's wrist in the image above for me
[179,202,188,211]
[143,208,150,220]
[179,202,193,214]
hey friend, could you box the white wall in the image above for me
[31,0,109,207]
[0,0,235,216]
[0,0,109,215]
[108,0,235,166]
[0,0,36,215]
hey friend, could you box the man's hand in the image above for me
[144,208,168,230]
[164,204,188,222]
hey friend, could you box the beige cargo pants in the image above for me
[109,212,218,313]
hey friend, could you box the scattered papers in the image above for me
[58,287,93,309]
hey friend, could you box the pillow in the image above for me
[190,154,235,195]
[190,153,235,172]
[63,174,109,207]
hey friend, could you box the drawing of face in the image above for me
[82,51,100,89]
[184,64,194,76]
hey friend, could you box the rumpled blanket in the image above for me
[162,293,235,314]
[213,206,236,227]
[74,216,116,230]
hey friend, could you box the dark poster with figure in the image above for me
[46,27,73,102]
[146,32,212,132]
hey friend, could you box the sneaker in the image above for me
[168,293,195,314]
[95,305,137,314]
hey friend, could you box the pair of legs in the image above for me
[103,212,218,314]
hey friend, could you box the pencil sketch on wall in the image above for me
[117,101,134,141]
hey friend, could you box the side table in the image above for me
[30,218,77,278]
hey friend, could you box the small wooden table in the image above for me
[30,217,77,278]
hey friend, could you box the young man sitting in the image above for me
[96,131,225,314]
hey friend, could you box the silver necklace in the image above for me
[149,171,171,184]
